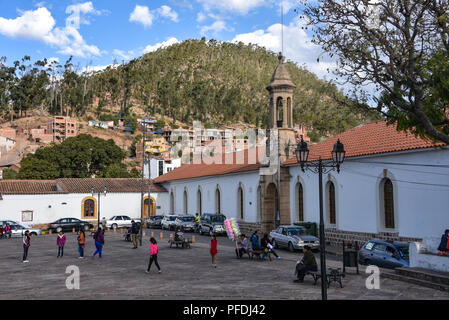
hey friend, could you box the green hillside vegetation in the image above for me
[0,39,379,138]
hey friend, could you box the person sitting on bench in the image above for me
[261,233,281,260]
[251,230,261,251]
[294,246,318,283]
[174,228,185,242]
[237,234,249,257]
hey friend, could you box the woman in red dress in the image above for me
[210,235,218,268]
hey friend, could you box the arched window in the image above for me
[197,188,202,215]
[237,185,244,219]
[297,183,304,222]
[287,97,292,128]
[81,197,97,219]
[215,187,221,214]
[277,97,283,122]
[383,178,395,229]
[84,199,95,217]
[183,190,188,215]
[327,182,336,225]
[170,191,175,214]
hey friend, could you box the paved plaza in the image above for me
[1,229,448,300]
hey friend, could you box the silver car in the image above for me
[10,224,41,237]
[269,225,320,252]
[173,215,196,232]
[161,215,180,231]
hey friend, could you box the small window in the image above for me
[21,211,33,223]
[373,244,386,254]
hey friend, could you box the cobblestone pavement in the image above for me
[1,229,448,300]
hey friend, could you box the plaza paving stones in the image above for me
[0,230,448,300]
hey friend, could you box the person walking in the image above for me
[146,237,161,274]
[22,230,31,263]
[438,229,449,256]
[92,228,105,258]
[57,231,67,258]
[131,221,139,249]
[77,230,86,259]
[210,234,218,268]
[294,246,318,283]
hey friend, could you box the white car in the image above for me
[161,215,180,231]
[105,215,141,229]
[10,224,41,237]
[1,220,31,229]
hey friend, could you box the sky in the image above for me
[0,0,338,82]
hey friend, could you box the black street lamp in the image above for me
[295,138,346,300]
[92,186,108,230]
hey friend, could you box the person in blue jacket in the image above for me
[251,230,261,250]
[438,229,449,256]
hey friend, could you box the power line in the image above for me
[351,160,449,169]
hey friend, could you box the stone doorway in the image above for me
[263,183,280,232]
[143,197,156,219]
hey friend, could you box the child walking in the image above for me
[77,230,86,259]
[210,234,218,268]
[57,231,66,258]
[22,230,31,263]
[92,228,104,258]
[146,237,161,274]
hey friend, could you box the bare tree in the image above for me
[298,0,449,143]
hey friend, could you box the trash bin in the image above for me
[343,250,358,267]
[293,222,318,237]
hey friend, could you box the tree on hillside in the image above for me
[18,134,127,179]
[299,0,449,143]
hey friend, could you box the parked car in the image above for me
[145,215,164,229]
[161,215,180,230]
[269,225,320,252]
[198,213,227,236]
[0,220,31,229]
[106,216,141,229]
[358,239,409,269]
[173,215,196,232]
[48,218,94,233]
[10,224,41,237]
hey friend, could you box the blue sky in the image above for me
[0,0,337,81]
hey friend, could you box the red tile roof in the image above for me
[283,121,446,165]
[0,178,167,195]
[153,147,265,183]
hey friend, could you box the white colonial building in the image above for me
[0,178,169,227]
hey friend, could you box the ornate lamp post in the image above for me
[295,138,346,300]
[92,186,108,230]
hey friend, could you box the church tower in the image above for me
[266,53,297,162]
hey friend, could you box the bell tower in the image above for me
[266,53,297,162]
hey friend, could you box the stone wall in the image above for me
[324,228,422,246]
[238,221,262,237]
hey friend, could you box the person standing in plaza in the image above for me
[251,230,260,251]
[210,234,218,268]
[0,225,4,239]
[438,229,449,256]
[294,246,318,283]
[5,223,11,239]
[77,230,86,259]
[92,228,105,258]
[131,221,139,249]
[146,237,161,274]
[56,231,66,258]
[22,230,31,263]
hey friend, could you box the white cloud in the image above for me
[66,1,100,29]
[200,20,231,35]
[82,64,119,74]
[232,22,337,81]
[113,49,135,61]
[129,5,154,27]
[0,7,55,40]
[0,6,100,58]
[143,37,179,53]
[197,0,268,14]
[157,5,179,22]
[196,12,206,22]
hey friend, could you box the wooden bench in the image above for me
[235,248,251,259]
[250,248,272,261]
[168,239,191,249]
[306,269,345,288]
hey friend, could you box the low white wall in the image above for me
[410,241,449,273]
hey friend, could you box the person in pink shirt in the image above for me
[56,231,67,258]
[146,237,161,274]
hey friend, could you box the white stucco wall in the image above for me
[288,148,449,240]
[0,192,168,226]
[410,242,449,273]
[162,171,261,222]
